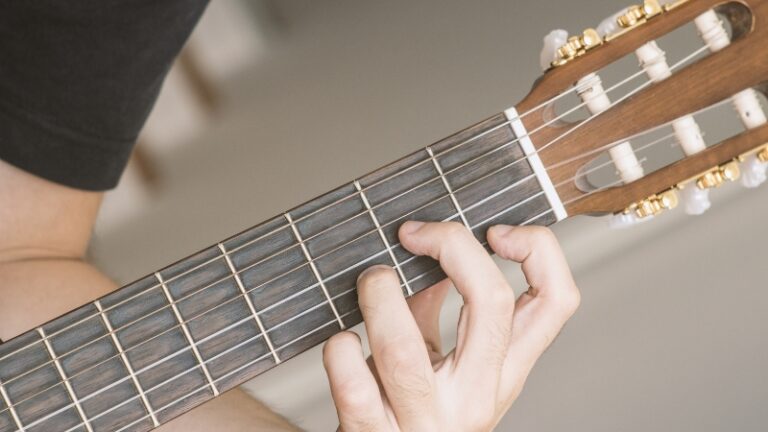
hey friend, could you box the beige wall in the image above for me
[92,1,768,430]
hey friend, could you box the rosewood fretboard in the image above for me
[0,112,556,432]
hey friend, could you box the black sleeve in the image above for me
[0,0,209,191]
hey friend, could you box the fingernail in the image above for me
[356,264,390,283]
[400,220,425,235]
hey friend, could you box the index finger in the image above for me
[398,221,516,393]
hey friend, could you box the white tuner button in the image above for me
[608,211,649,229]
[680,186,711,216]
[540,29,569,71]
[741,155,768,189]
[597,10,627,38]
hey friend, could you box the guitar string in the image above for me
[0,90,707,416]
[0,50,662,366]
[55,173,631,432]
[29,200,563,432]
[0,161,546,408]
[0,134,552,392]
[0,44,712,414]
[15,98,716,428]
[0,70,666,397]
[0,54,712,422]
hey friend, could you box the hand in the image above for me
[322,221,580,432]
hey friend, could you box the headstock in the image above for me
[517,0,768,223]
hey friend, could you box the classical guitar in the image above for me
[2,0,767,430]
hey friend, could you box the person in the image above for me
[0,1,580,430]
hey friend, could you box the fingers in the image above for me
[398,221,515,396]
[324,331,391,432]
[487,225,580,401]
[357,265,438,429]
[488,225,577,304]
[406,279,451,362]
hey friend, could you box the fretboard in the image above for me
[0,111,558,432]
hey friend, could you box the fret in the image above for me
[95,301,159,428]
[284,212,345,330]
[37,329,92,432]
[0,381,24,432]
[353,180,413,296]
[217,243,280,364]
[42,303,150,432]
[155,273,219,397]
[290,184,363,243]
[0,110,566,431]
[426,146,470,228]
[110,284,213,425]
[0,330,83,432]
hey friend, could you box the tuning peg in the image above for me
[635,189,679,218]
[540,30,569,71]
[679,185,711,215]
[696,161,741,189]
[608,211,650,229]
[597,10,627,38]
[741,154,768,188]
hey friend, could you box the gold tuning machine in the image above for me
[696,161,741,189]
[551,28,603,68]
[617,0,664,29]
[630,189,679,219]
[758,146,768,163]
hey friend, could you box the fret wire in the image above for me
[0,64,640,364]
[111,307,364,432]
[94,300,160,428]
[353,180,413,296]
[34,195,557,432]
[7,144,609,430]
[426,146,471,228]
[1,152,540,409]
[284,212,345,329]
[1,171,548,422]
[156,272,220,397]
[18,195,556,432]
[217,243,281,364]
[3,54,682,420]
[0,380,25,432]
[2,164,540,403]
[37,328,94,432]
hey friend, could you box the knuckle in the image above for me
[443,220,467,237]
[530,226,557,246]
[548,282,581,316]
[377,338,433,400]
[561,284,581,314]
[333,379,380,414]
[378,337,420,369]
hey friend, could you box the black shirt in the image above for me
[0,0,209,191]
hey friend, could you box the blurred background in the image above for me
[90,0,768,430]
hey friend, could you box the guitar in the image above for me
[1,0,767,430]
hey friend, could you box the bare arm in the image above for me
[0,159,298,431]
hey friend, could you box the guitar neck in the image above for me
[0,109,561,432]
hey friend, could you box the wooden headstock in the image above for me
[518,0,768,217]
